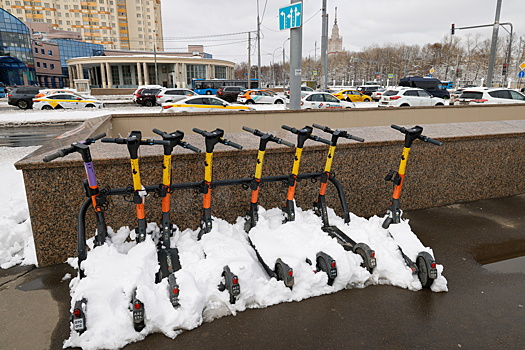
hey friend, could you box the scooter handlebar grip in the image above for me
[43,150,64,162]
[90,133,106,142]
[277,139,295,148]
[242,126,256,134]
[391,124,407,133]
[182,142,201,153]
[152,128,165,137]
[221,139,243,150]
[309,135,332,145]
[423,136,443,146]
[312,123,330,132]
[281,125,298,134]
[192,128,206,136]
[101,137,126,144]
[349,135,365,142]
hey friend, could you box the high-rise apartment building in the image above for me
[0,0,163,51]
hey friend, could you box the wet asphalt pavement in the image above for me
[1,195,524,350]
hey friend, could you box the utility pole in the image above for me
[487,0,502,87]
[288,0,303,110]
[153,30,158,85]
[320,0,328,91]
[248,32,251,89]
[257,0,262,86]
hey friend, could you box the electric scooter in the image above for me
[43,133,106,334]
[151,128,201,308]
[242,126,295,288]
[382,124,442,288]
[278,125,339,285]
[312,123,377,273]
[102,130,170,331]
[192,127,243,303]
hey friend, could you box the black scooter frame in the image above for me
[312,123,377,273]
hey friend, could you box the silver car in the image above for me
[156,88,197,105]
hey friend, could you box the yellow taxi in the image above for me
[33,93,104,110]
[332,89,372,102]
[161,96,255,112]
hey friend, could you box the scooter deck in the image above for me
[322,225,356,251]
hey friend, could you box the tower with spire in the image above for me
[328,7,343,54]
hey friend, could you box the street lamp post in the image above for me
[282,37,290,87]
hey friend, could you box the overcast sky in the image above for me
[162,0,525,65]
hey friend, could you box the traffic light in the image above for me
[451,24,455,35]
[456,68,461,77]
[502,63,507,76]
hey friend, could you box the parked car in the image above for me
[237,89,286,104]
[216,86,245,102]
[357,85,381,97]
[300,92,355,109]
[371,88,387,101]
[7,86,41,109]
[161,96,255,113]
[332,89,372,102]
[155,88,197,105]
[398,77,450,99]
[378,87,445,107]
[33,93,104,110]
[132,85,162,106]
[34,88,86,99]
[285,85,314,98]
[455,87,525,105]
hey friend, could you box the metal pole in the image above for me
[248,32,251,89]
[487,0,503,87]
[321,0,328,91]
[282,37,289,86]
[257,0,262,86]
[289,0,303,110]
[154,30,158,85]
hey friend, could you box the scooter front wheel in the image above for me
[416,252,436,288]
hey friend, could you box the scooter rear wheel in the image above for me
[316,257,334,286]
[416,252,435,288]
[355,247,373,273]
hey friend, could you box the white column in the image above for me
[143,62,149,85]
[100,63,106,88]
[136,62,143,86]
[106,62,113,88]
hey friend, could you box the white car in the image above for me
[161,96,255,113]
[455,87,525,105]
[33,93,104,110]
[237,89,286,104]
[378,87,445,107]
[155,88,197,105]
[371,88,387,101]
[300,92,355,109]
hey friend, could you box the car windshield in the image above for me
[324,94,339,103]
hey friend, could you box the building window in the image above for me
[35,47,38,53]
[50,63,54,70]
[41,49,45,54]
[215,66,227,80]
[43,63,47,68]
[37,62,41,67]
[122,65,132,85]
[186,64,207,85]
[48,50,53,55]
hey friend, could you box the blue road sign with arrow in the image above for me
[518,70,525,78]
[279,3,302,30]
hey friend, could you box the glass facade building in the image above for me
[50,39,104,79]
[0,9,36,85]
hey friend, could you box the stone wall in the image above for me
[15,113,525,267]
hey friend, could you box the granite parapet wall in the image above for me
[16,120,525,267]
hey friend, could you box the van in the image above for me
[398,77,450,99]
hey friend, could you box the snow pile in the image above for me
[64,205,447,350]
[0,146,38,268]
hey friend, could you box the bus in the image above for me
[191,79,259,95]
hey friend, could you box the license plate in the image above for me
[429,268,438,279]
[73,318,84,331]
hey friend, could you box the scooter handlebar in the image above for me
[242,126,262,136]
[281,124,297,133]
[152,128,167,137]
[192,127,206,136]
[277,138,295,148]
[89,133,106,142]
[308,134,332,145]
[220,138,243,150]
[43,149,67,162]
[312,123,331,132]
[391,124,406,133]
[420,136,443,146]
[180,141,201,153]
[101,137,127,144]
